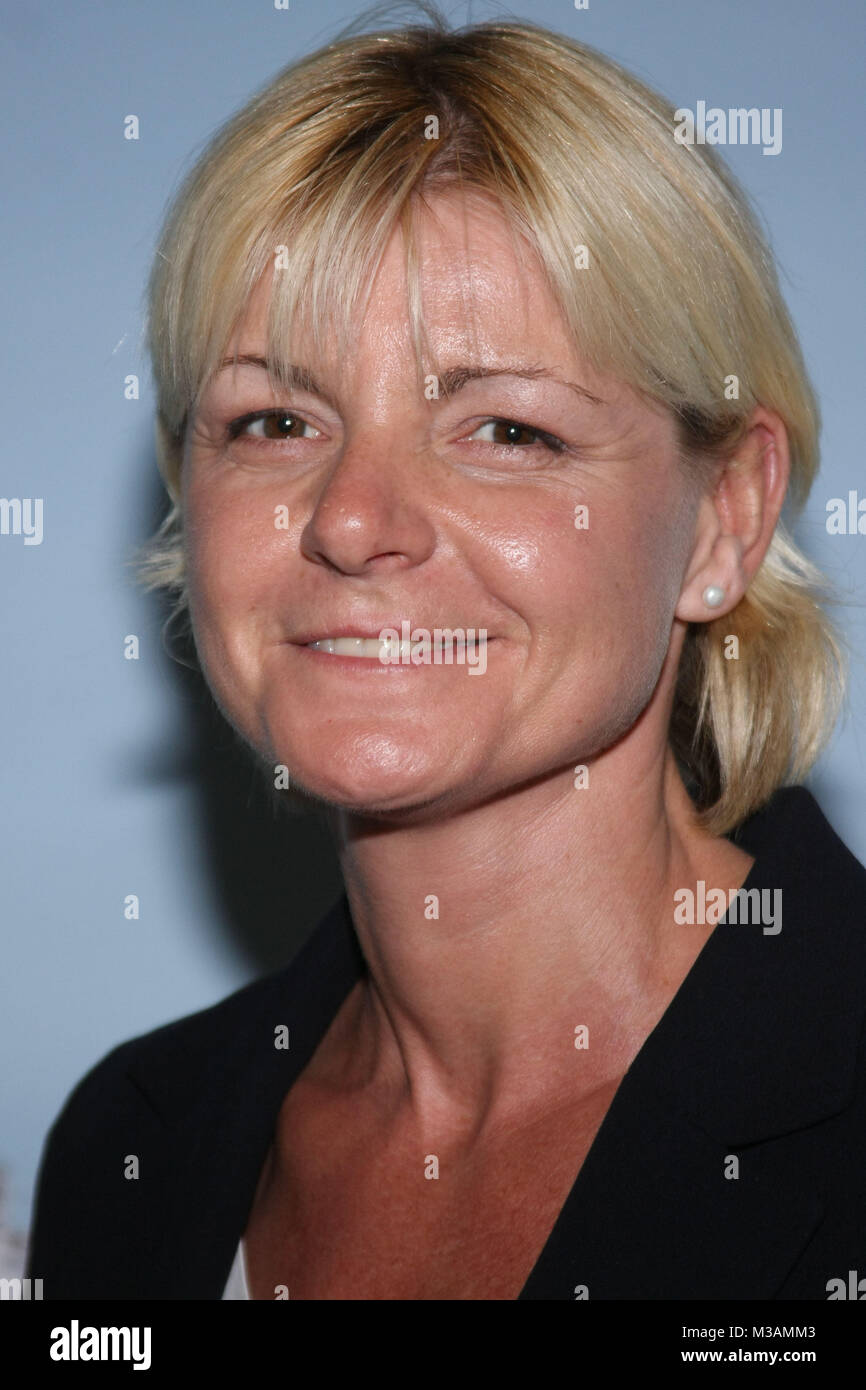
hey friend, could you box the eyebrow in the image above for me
[216,354,335,406]
[216,354,606,407]
[437,364,605,406]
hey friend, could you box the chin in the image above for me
[271,729,462,817]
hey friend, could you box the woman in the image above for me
[27,12,866,1301]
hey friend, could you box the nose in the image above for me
[299,430,437,576]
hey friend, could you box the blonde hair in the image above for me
[141,5,846,835]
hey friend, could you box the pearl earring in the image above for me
[702,585,725,609]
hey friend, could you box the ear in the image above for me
[675,406,790,623]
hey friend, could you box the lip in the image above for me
[290,624,491,644]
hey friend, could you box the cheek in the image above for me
[183,480,285,628]
[181,480,296,729]
[505,494,682,702]
[504,493,668,624]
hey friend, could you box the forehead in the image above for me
[229,191,606,390]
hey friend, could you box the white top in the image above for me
[221,1238,251,1300]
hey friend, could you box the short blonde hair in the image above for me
[141,7,846,835]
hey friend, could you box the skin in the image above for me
[183,190,789,1297]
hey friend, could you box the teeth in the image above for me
[306,636,487,658]
[306,637,400,657]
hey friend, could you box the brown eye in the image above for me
[469,418,566,453]
[490,420,536,446]
[228,410,319,441]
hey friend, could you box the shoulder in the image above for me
[26,894,362,1290]
[724,783,866,1048]
[41,891,360,1146]
[733,783,866,936]
[37,958,290,1168]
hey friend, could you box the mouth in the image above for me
[304,635,490,659]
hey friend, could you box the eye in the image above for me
[226,409,321,442]
[468,418,566,454]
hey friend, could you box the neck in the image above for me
[326,744,753,1137]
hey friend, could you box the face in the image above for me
[183,192,702,818]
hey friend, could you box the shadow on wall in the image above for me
[131,459,344,976]
[0,1168,27,1281]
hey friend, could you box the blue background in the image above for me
[1,0,864,1248]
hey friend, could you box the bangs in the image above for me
[178,98,601,437]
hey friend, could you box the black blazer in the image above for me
[26,785,866,1300]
